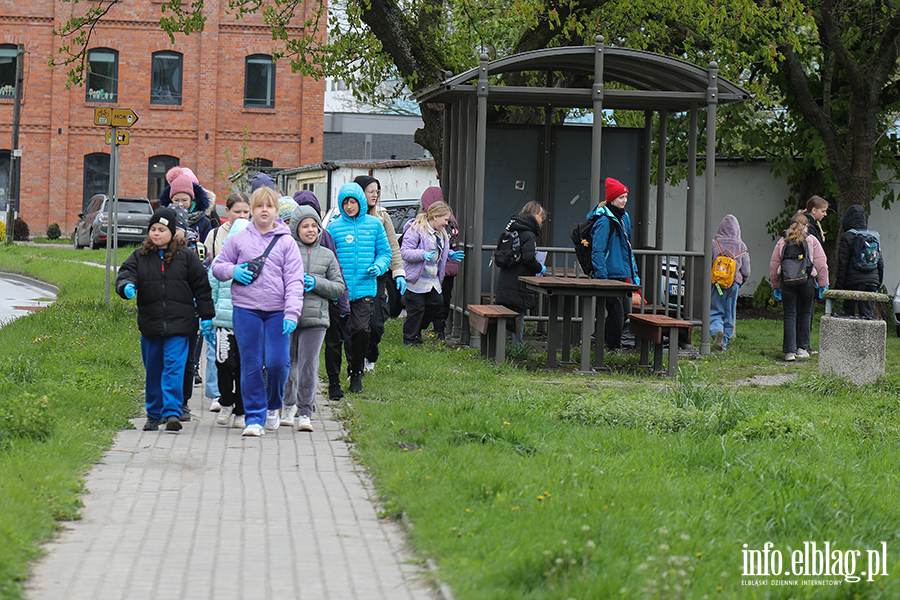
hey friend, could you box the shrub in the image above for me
[0,393,53,447]
[0,219,5,241]
[46,222,62,240]
[751,276,774,308]
[13,217,29,241]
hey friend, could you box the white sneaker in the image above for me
[796,348,810,359]
[364,359,376,373]
[295,415,313,432]
[216,404,234,425]
[784,352,796,362]
[232,415,246,429]
[209,397,222,412]
[242,423,265,437]
[280,405,297,427]
[265,410,280,430]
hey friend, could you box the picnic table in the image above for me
[519,276,639,371]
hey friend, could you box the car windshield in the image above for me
[112,200,152,214]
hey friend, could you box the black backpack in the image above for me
[493,229,522,268]
[780,239,813,288]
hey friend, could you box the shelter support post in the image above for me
[700,62,719,355]
[590,36,605,208]
[468,55,490,347]
[655,110,667,248]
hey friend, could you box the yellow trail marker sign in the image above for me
[104,131,130,145]
[93,107,139,128]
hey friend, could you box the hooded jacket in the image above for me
[295,190,350,315]
[211,219,305,321]
[589,204,641,284]
[401,218,449,286]
[289,206,346,328]
[712,214,751,286]
[326,193,392,301]
[495,213,543,311]
[158,181,213,242]
[836,204,883,289]
[420,186,461,277]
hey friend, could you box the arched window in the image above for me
[86,48,118,102]
[148,155,180,200]
[151,51,183,105]
[83,153,110,209]
[0,45,18,98]
[244,54,275,108]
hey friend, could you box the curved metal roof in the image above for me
[415,45,751,111]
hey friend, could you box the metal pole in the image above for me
[685,105,698,251]
[590,35,604,208]
[655,110,667,248]
[471,54,489,346]
[5,45,24,242]
[104,128,117,304]
[700,62,719,355]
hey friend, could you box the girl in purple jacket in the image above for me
[400,201,463,344]
[212,186,305,436]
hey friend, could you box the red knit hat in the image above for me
[605,177,628,204]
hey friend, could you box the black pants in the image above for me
[364,275,390,363]
[182,324,199,407]
[347,297,375,375]
[843,282,878,318]
[403,289,444,344]
[605,291,629,350]
[215,332,244,415]
[324,301,345,382]
[434,275,455,336]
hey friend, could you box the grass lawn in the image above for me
[1,241,899,599]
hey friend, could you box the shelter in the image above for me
[414,36,750,354]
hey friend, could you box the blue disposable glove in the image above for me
[449,250,465,262]
[123,283,136,299]
[233,263,254,285]
[283,319,297,335]
[819,285,828,299]
[540,265,546,275]
[424,250,436,262]
[304,274,315,292]
[396,276,407,295]
[200,319,213,332]
[634,275,641,286]
[203,328,216,344]
[366,265,380,276]
[773,289,782,301]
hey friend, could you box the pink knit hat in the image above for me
[169,171,195,199]
[605,177,628,204]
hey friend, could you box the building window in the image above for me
[148,155,180,201]
[151,51,182,105]
[83,153,110,209]
[86,48,118,102]
[245,55,275,108]
[0,45,17,98]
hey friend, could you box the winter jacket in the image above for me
[589,204,641,284]
[327,205,392,301]
[289,206,346,329]
[208,263,235,330]
[401,220,449,285]
[797,210,825,245]
[211,219,305,321]
[159,182,213,243]
[836,204,883,290]
[294,190,350,315]
[769,234,829,290]
[371,205,406,279]
[711,214,751,286]
[495,213,543,311]
[420,187,461,277]
[116,245,214,338]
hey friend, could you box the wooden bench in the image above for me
[628,313,694,377]
[468,304,519,363]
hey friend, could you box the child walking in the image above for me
[709,214,750,350]
[116,207,215,432]
[836,205,884,318]
[212,186,305,436]
[282,205,346,431]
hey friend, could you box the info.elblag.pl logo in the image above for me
[741,542,889,585]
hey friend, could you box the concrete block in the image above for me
[819,315,885,385]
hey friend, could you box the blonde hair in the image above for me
[411,201,451,241]
[806,195,828,211]
[520,201,546,220]
[786,214,808,244]
[250,186,279,211]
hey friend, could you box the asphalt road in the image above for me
[0,274,56,326]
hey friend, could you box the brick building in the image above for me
[0,0,325,234]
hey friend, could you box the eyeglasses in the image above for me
[172,196,192,205]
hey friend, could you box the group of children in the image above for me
[117,169,464,437]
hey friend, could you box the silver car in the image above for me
[74,195,153,249]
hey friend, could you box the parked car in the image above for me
[74,195,154,249]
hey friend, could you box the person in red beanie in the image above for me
[587,177,641,351]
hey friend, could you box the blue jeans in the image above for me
[782,278,815,353]
[709,283,739,348]
[232,307,290,427]
[141,335,189,420]
[204,339,221,399]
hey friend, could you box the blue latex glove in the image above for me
[449,250,465,262]
[283,319,297,335]
[200,319,213,332]
[540,265,546,274]
[203,328,216,344]
[233,263,253,285]
[366,265,380,276]
[123,283,136,299]
[304,274,315,292]
[396,276,407,295]
[634,275,641,286]
[424,250,436,262]
[773,289,782,301]
[819,285,828,299]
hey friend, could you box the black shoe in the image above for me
[349,373,363,393]
[328,383,345,401]
[165,416,183,432]
[143,417,162,431]
[180,409,192,422]
[193,374,203,385]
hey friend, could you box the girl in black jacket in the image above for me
[495,201,546,341]
[836,204,884,318]
[116,207,215,432]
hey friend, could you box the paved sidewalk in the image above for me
[25,385,436,600]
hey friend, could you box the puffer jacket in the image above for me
[711,214,751,286]
[289,206,346,328]
[371,205,405,279]
[836,204,883,290]
[401,220,449,285]
[208,263,235,329]
[589,204,641,284]
[420,186,461,277]
[495,213,543,311]
[116,245,214,338]
[294,190,350,316]
[211,219,305,321]
[327,204,392,301]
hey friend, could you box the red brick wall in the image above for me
[0,0,325,234]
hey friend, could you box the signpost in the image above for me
[94,107,139,304]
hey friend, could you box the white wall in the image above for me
[326,165,439,211]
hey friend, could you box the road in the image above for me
[0,273,56,325]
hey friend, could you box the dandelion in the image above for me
[503,421,510,425]
[581,524,591,532]
[511,506,520,512]
[464,508,471,513]
[537,495,544,501]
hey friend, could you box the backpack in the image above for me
[780,239,813,288]
[570,214,601,277]
[493,229,522,268]
[847,229,881,271]
[710,239,746,292]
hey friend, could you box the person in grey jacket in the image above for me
[282,205,346,432]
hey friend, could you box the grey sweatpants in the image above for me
[283,326,327,418]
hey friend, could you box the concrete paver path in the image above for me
[26,387,435,600]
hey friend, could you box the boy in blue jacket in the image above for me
[327,182,392,393]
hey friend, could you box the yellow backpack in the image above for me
[711,239,746,293]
